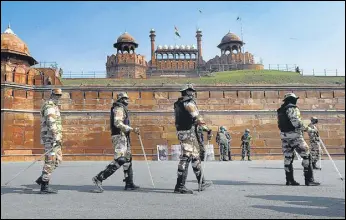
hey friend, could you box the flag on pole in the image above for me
[174,26,181,38]
[236,16,241,21]
[199,9,202,13]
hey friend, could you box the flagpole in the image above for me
[240,18,245,65]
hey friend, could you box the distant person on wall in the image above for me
[295,66,300,74]
[306,117,322,170]
[241,129,252,161]
[35,88,63,194]
[92,92,141,192]
[216,126,232,161]
[277,93,320,186]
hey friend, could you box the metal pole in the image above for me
[240,18,245,65]
[320,139,344,180]
[138,134,155,188]
[3,147,55,186]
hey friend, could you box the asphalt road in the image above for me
[1,160,345,219]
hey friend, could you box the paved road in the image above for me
[1,160,345,219]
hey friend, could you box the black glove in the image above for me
[207,130,212,140]
[54,141,62,148]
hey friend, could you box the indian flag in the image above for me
[174,26,181,38]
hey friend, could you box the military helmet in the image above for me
[52,88,62,96]
[180,83,196,92]
[117,92,129,101]
[220,126,226,131]
[245,129,250,133]
[283,93,299,100]
[311,116,318,123]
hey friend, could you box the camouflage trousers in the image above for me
[95,134,133,182]
[219,143,229,161]
[241,142,251,158]
[310,142,321,163]
[280,132,311,173]
[41,142,62,182]
[111,134,132,172]
[176,126,203,179]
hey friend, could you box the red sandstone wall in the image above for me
[1,86,345,161]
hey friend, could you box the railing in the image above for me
[59,65,343,79]
[300,69,342,77]
[62,71,107,78]
[267,64,297,72]
[32,61,58,69]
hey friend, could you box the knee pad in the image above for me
[123,162,131,171]
[191,157,201,170]
[178,154,191,172]
[116,157,127,166]
[301,155,310,168]
[284,156,293,166]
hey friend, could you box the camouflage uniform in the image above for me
[277,93,320,186]
[241,129,252,161]
[216,127,232,161]
[307,117,321,169]
[92,92,140,192]
[173,84,212,194]
[35,88,63,194]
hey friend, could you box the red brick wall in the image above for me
[1,86,345,161]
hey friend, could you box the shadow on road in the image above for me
[188,179,286,186]
[1,184,175,195]
[247,194,345,218]
[249,166,303,170]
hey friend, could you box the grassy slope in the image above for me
[61,70,345,86]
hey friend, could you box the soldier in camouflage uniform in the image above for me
[241,129,252,161]
[173,84,213,194]
[35,88,63,194]
[277,93,320,186]
[216,126,232,161]
[307,117,322,170]
[92,92,140,192]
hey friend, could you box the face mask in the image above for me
[186,90,195,98]
[51,95,61,105]
[121,98,129,106]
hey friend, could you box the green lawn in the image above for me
[61,70,345,86]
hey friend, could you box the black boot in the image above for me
[196,173,212,191]
[92,162,120,192]
[241,157,245,161]
[248,156,252,161]
[124,165,140,190]
[304,165,320,186]
[174,168,193,194]
[35,176,44,185]
[312,162,321,170]
[40,181,58,194]
[285,171,300,186]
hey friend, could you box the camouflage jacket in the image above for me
[216,131,231,145]
[40,100,62,143]
[241,134,252,143]
[307,123,320,143]
[113,104,132,135]
[182,98,210,131]
[286,107,306,133]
